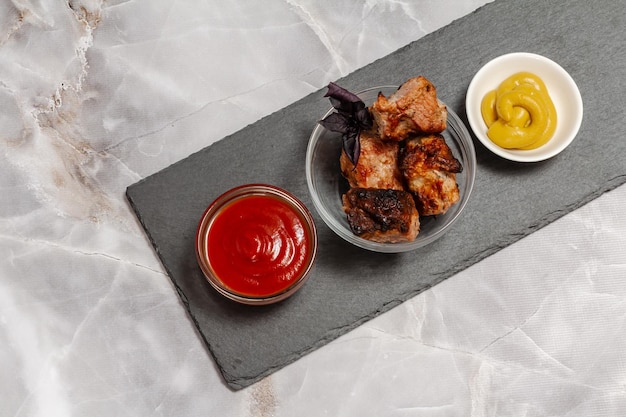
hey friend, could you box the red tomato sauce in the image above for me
[206,194,311,297]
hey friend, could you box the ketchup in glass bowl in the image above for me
[195,184,317,305]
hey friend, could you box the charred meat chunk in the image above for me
[400,134,462,216]
[340,130,404,190]
[342,188,420,243]
[370,76,447,141]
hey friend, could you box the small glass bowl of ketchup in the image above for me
[196,184,318,305]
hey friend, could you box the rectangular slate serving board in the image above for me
[127,0,626,390]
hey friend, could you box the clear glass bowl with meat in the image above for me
[306,84,476,253]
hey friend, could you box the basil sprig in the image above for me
[319,82,373,166]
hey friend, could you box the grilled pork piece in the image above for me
[370,76,447,141]
[342,188,420,243]
[400,134,462,216]
[340,130,404,190]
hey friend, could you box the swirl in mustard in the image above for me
[480,72,556,150]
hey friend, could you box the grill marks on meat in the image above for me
[370,76,448,141]
[340,130,403,190]
[342,188,420,243]
[400,134,462,216]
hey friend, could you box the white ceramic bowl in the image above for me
[306,86,476,253]
[466,52,583,162]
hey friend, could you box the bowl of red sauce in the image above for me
[195,184,318,305]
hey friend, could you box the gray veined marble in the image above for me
[2,0,626,416]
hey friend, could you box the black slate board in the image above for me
[127,0,626,390]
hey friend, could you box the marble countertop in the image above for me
[2,1,625,416]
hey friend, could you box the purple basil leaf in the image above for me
[342,128,361,166]
[327,96,340,109]
[319,112,351,134]
[329,97,356,115]
[325,82,362,104]
[321,82,373,166]
[355,107,373,129]
[352,132,361,166]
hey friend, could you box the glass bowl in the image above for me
[196,184,318,305]
[306,86,476,253]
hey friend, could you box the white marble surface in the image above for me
[2,0,626,416]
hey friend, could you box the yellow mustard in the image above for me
[480,72,556,150]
